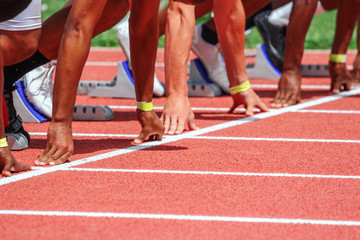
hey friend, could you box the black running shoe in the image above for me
[254,10,286,72]
[3,87,30,150]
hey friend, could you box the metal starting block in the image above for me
[13,80,50,123]
[246,44,282,79]
[73,105,114,121]
[187,59,223,97]
[78,61,136,98]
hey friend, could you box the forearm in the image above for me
[282,0,317,72]
[331,0,360,54]
[213,0,247,87]
[130,0,160,102]
[165,2,195,97]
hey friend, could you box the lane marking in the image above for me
[1,88,360,186]
[29,132,360,143]
[192,136,360,143]
[59,168,360,180]
[251,84,330,90]
[296,109,360,114]
[0,210,359,226]
[108,105,360,114]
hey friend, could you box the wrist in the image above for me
[229,81,251,95]
[137,101,153,111]
[330,54,346,63]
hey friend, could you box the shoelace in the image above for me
[27,60,56,98]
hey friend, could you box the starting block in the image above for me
[187,59,223,97]
[13,80,50,123]
[6,132,29,151]
[73,105,114,121]
[84,61,136,98]
[246,44,282,79]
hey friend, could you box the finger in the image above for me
[245,104,254,116]
[175,118,185,135]
[159,113,165,124]
[133,131,148,144]
[228,104,237,114]
[51,152,72,165]
[168,117,178,135]
[2,161,12,177]
[35,147,57,166]
[163,114,171,134]
[12,162,31,173]
[188,118,199,131]
[331,78,341,94]
[154,132,163,141]
[343,81,351,91]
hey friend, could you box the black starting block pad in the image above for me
[187,59,222,97]
[78,61,136,99]
[73,105,114,121]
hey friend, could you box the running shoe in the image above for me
[254,10,286,72]
[191,24,230,94]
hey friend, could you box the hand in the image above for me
[271,70,302,108]
[228,88,268,115]
[35,121,74,166]
[134,110,165,144]
[160,94,199,135]
[352,53,360,86]
[329,62,352,94]
[1,147,31,177]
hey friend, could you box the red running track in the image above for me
[0,48,360,240]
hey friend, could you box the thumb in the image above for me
[2,162,12,177]
[228,104,237,114]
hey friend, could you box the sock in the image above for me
[268,2,293,27]
[4,50,50,91]
[201,24,218,45]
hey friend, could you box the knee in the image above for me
[1,29,41,64]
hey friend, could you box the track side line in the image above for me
[1,88,360,186]
[0,210,359,226]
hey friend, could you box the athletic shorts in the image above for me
[0,0,42,31]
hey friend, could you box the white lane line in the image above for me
[109,105,360,114]
[30,132,138,138]
[192,136,360,143]
[29,132,360,143]
[251,84,330,90]
[296,110,360,114]
[1,88,360,186]
[0,210,359,226]
[58,168,360,180]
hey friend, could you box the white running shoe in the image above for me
[191,25,230,94]
[24,61,56,118]
[115,18,165,97]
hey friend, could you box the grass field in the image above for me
[41,0,358,50]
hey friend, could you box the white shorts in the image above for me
[0,0,42,31]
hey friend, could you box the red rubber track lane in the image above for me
[0,48,359,240]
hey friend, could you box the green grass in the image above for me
[41,1,358,49]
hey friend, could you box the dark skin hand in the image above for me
[133,110,164,144]
[329,62,352,94]
[1,148,31,177]
[271,70,302,108]
[228,88,269,115]
[353,53,360,85]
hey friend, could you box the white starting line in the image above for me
[1,88,360,187]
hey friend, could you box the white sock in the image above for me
[268,2,293,28]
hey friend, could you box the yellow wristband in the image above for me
[230,81,251,95]
[137,101,153,111]
[0,137,8,148]
[330,54,346,63]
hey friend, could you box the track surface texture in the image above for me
[1,48,360,240]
